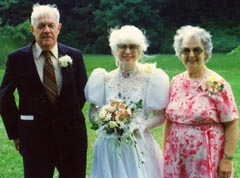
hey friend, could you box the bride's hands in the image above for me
[88,103,99,124]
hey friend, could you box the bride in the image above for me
[84,25,169,178]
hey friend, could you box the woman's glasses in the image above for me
[117,44,139,52]
[181,47,203,56]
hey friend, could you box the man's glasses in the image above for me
[180,47,203,56]
[117,44,139,52]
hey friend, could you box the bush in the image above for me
[0,36,21,67]
[208,25,240,52]
[0,20,33,67]
[0,20,32,45]
[228,45,240,58]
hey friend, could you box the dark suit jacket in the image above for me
[0,42,88,159]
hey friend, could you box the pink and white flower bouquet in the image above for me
[94,99,143,136]
[92,99,144,164]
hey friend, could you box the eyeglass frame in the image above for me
[180,47,204,56]
[117,44,140,52]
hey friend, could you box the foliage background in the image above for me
[0,0,240,63]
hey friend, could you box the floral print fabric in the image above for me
[165,73,238,178]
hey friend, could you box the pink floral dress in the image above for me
[165,73,238,178]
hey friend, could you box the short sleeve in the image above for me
[145,68,170,112]
[84,68,107,106]
[215,81,239,122]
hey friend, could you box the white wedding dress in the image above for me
[85,64,169,178]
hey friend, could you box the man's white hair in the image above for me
[31,3,60,27]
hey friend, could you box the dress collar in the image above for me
[118,68,137,78]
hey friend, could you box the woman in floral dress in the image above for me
[85,25,169,178]
[164,25,239,178]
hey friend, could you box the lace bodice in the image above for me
[84,64,170,117]
[105,68,147,105]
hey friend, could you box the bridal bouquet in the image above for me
[94,99,143,135]
[92,99,144,164]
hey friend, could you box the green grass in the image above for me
[0,53,240,177]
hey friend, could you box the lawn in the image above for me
[0,53,239,178]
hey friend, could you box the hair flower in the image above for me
[59,55,73,68]
[199,76,224,95]
[138,63,156,74]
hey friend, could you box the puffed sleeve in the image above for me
[84,68,107,106]
[145,68,170,112]
[215,80,239,122]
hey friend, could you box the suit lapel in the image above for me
[58,43,72,97]
[23,44,46,93]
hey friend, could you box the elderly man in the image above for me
[0,3,87,178]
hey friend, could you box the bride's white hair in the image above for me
[109,25,149,65]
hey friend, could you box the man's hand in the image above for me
[13,138,20,151]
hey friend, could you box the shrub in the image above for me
[0,20,32,45]
[209,26,240,53]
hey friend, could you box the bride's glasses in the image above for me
[117,44,139,52]
[181,47,203,56]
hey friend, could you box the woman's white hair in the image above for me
[173,25,213,62]
[109,25,149,65]
[31,3,60,27]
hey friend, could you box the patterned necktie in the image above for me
[42,51,58,104]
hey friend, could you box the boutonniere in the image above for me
[59,55,73,69]
[199,76,224,95]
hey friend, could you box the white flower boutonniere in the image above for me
[59,55,73,68]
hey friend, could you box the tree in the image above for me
[0,0,239,54]
[0,0,19,11]
[57,0,100,52]
[92,0,166,53]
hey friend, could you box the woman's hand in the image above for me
[88,103,99,124]
[219,158,232,178]
[144,109,165,131]
[163,119,171,153]
[219,119,239,178]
